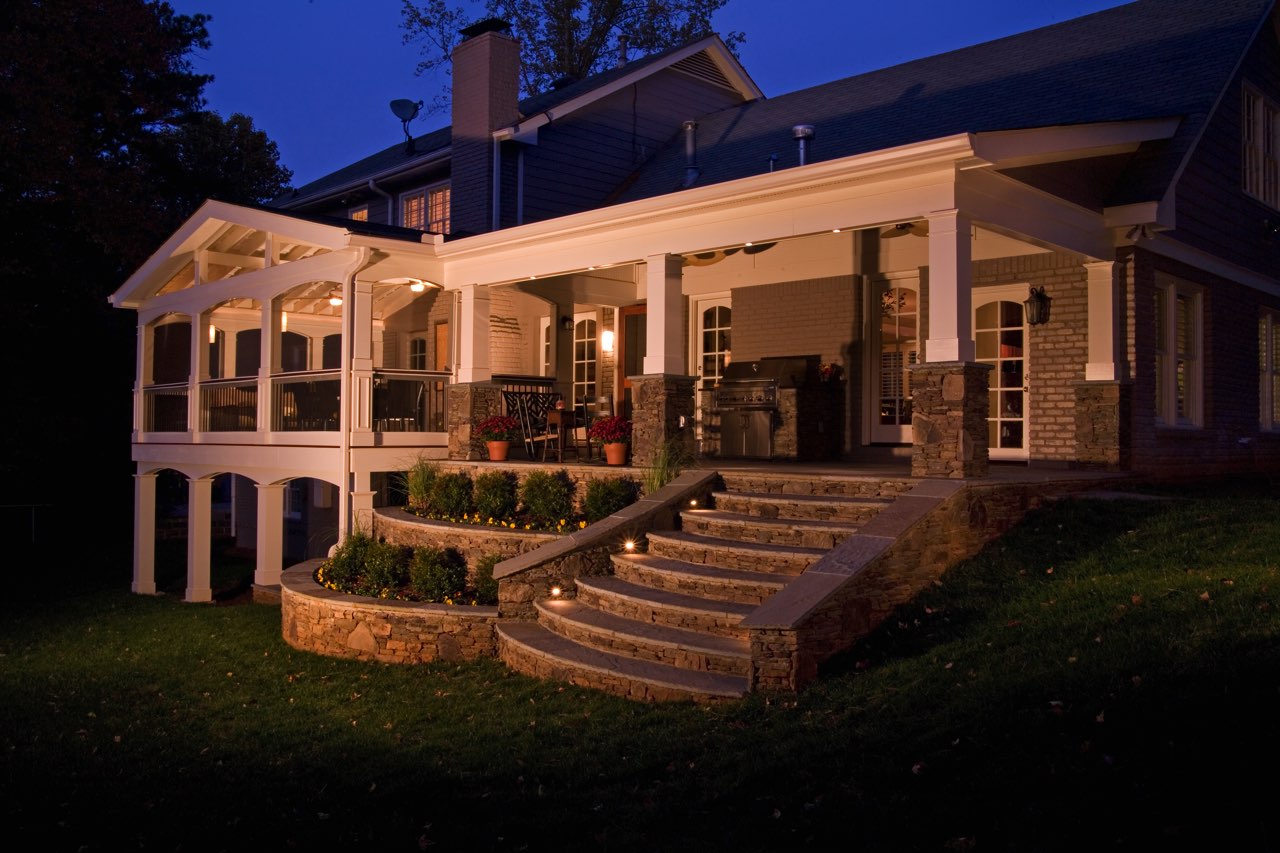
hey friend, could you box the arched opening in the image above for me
[283,477,340,564]
[149,470,258,599]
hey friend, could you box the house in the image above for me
[112,0,1280,602]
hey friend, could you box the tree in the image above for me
[402,0,744,109]
[0,0,291,536]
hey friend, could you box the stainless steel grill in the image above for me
[714,355,817,458]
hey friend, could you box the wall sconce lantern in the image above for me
[560,315,574,331]
[1023,286,1051,326]
[601,329,615,352]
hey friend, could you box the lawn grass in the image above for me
[3,480,1279,851]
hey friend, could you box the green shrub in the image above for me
[324,531,374,587]
[355,539,410,597]
[643,437,694,495]
[409,546,468,602]
[472,554,501,606]
[428,472,473,518]
[401,455,439,511]
[473,470,518,521]
[519,469,574,526]
[582,477,639,522]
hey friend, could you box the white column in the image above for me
[1085,261,1121,381]
[132,473,158,595]
[349,278,375,433]
[185,477,213,602]
[924,209,975,363]
[188,313,204,431]
[259,298,282,431]
[133,321,147,435]
[456,284,492,383]
[254,482,286,587]
[642,254,685,375]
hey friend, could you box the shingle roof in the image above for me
[619,0,1274,207]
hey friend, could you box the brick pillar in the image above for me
[1073,380,1131,471]
[909,362,992,478]
[447,382,502,460]
[630,373,696,468]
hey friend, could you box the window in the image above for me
[408,336,428,370]
[1244,85,1279,208]
[349,205,368,222]
[1262,312,1280,431]
[1155,277,1203,427]
[573,317,597,405]
[400,183,451,233]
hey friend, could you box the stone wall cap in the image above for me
[741,572,847,628]
[855,493,945,538]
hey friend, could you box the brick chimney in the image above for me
[450,18,520,236]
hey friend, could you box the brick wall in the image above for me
[730,276,858,367]
[450,28,520,236]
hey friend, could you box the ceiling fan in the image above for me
[880,221,929,239]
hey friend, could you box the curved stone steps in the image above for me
[611,552,787,605]
[574,575,754,638]
[710,490,892,524]
[535,598,751,674]
[679,508,857,549]
[646,529,824,575]
[497,621,749,703]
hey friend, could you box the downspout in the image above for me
[338,246,373,543]
[492,136,502,231]
[367,178,393,225]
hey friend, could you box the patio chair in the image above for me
[514,392,562,460]
[572,395,614,460]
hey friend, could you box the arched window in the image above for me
[574,318,597,404]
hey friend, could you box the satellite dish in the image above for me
[390,99,424,153]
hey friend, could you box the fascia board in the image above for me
[957,168,1111,259]
[968,118,1182,169]
[506,37,760,144]
[279,147,452,209]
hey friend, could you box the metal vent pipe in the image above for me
[683,120,700,187]
[793,124,815,166]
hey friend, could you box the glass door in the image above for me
[974,287,1029,461]
[869,278,919,443]
[693,297,731,442]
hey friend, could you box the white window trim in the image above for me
[573,311,598,406]
[1243,83,1279,210]
[399,181,450,233]
[1155,275,1204,429]
[1262,311,1279,432]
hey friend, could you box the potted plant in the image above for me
[587,414,632,465]
[475,414,519,461]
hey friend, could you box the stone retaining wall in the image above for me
[280,563,498,664]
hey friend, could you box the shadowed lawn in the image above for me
[3,479,1279,851]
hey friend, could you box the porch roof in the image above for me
[618,0,1273,210]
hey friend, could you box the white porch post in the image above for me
[349,278,375,434]
[642,254,685,375]
[185,476,213,602]
[133,321,147,435]
[254,482,286,587]
[188,313,207,431]
[132,472,157,595]
[924,209,975,363]
[1085,261,1121,381]
[259,298,282,431]
[456,284,493,383]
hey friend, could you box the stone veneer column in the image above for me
[447,382,502,460]
[629,373,696,468]
[1073,380,1131,470]
[909,362,992,478]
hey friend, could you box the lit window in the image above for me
[1244,85,1279,209]
[408,336,428,371]
[1155,276,1203,428]
[1262,312,1280,431]
[350,205,368,222]
[573,317,597,405]
[401,183,450,233]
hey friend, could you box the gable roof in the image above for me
[618,0,1274,208]
[277,35,759,210]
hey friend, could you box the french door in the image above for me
[693,296,731,438]
[869,276,919,443]
[974,286,1030,461]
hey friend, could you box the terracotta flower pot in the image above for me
[603,442,627,466]
[486,440,510,462]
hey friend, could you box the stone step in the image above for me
[535,599,752,675]
[679,509,856,549]
[646,530,823,576]
[717,472,913,499]
[611,552,788,605]
[497,622,748,703]
[575,575,753,638]
[711,490,891,524]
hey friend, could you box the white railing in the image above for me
[373,370,449,432]
[142,383,189,432]
[199,378,258,431]
[273,371,341,431]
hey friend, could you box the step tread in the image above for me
[713,490,893,507]
[498,622,748,698]
[612,552,790,590]
[537,599,750,659]
[682,508,859,532]
[648,529,829,558]
[576,575,756,617]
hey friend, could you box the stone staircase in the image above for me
[496,473,912,702]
